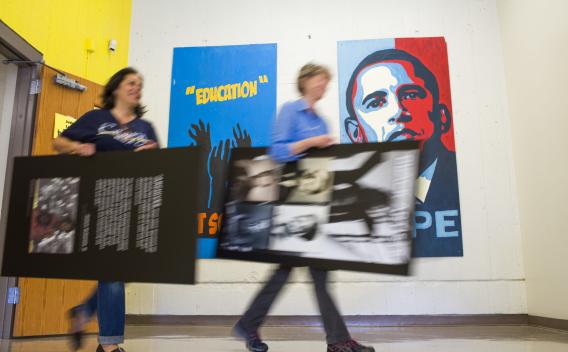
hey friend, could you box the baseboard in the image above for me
[126,314,529,327]
[528,315,568,332]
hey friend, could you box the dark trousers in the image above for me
[237,265,351,344]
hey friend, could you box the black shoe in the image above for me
[96,345,126,352]
[327,340,375,352]
[232,322,269,352]
[67,306,85,351]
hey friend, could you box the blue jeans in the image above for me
[81,281,125,345]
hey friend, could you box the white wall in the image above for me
[126,0,526,316]
[497,0,568,320]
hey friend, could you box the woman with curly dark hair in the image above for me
[54,67,159,352]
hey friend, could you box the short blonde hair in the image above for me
[297,63,331,95]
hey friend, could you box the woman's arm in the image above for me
[134,141,159,151]
[290,135,334,155]
[53,136,95,156]
[134,122,160,151]
[54,110,98,156]
[270,104,334,162]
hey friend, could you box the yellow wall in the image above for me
[0,0,132,85]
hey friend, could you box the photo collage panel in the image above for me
[220,145,418,266]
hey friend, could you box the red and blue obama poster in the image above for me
[168,44,277,258]
[337,37,462,257]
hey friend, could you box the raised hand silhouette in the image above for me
[232,123,252,148]
[188,119,212,150]
[209,139,232,210]
[188,119,212,210]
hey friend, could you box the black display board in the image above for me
[1,147,202,284]
[218,142,419,275]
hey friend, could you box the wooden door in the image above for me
[12,66,103,337]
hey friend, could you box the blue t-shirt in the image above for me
[269,99,328,163]
[61,109,158,152]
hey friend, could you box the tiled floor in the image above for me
[3,325,568,352]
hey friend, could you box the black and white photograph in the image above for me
[325,150,418,264]
[229,157,281,203]
[270,205,329,253]
[218,142,420,274]
[268,204,360,262]
[28,177,80,254]
[221,202,273,251]
[279,157,334,204]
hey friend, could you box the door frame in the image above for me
[0,19,43,339]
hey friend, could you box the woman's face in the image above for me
[302,73,329,101]
[114,73,143,107]
[298,169,328,194]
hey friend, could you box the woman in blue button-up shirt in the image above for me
[233,64,375,352]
